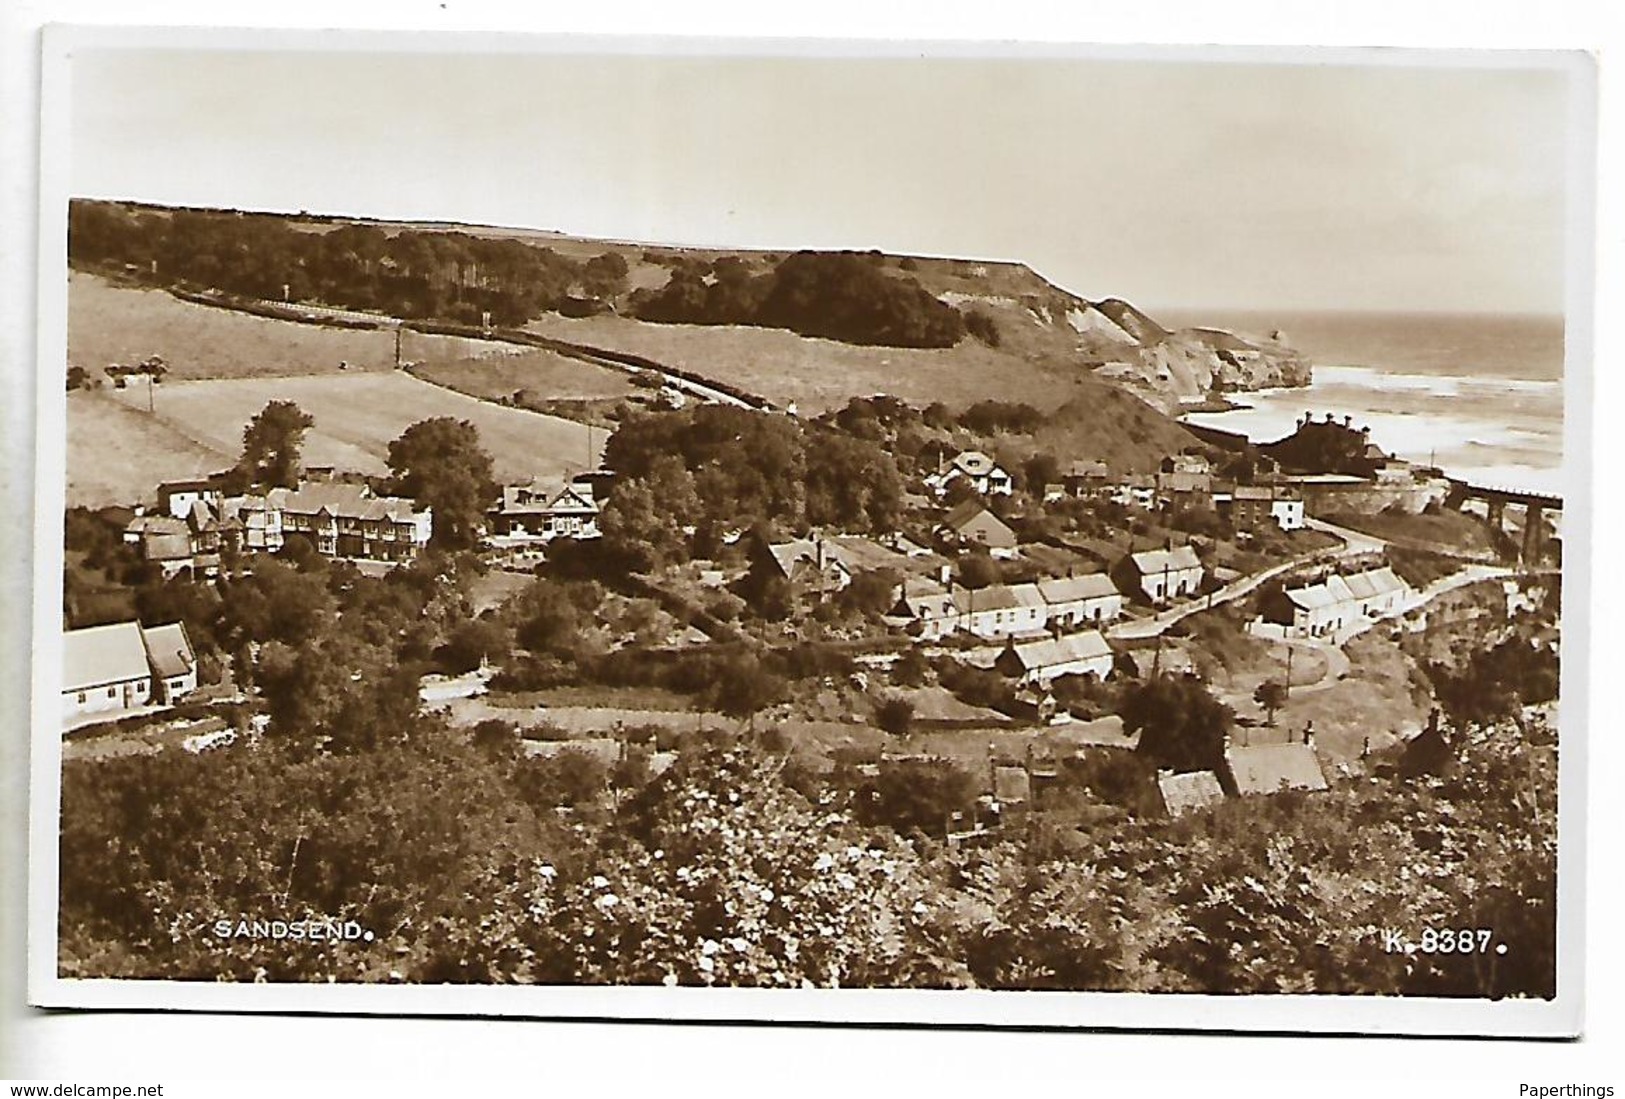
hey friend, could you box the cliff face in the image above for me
[904,260,1314,408]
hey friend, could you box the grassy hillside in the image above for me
[67,272,485,381]
[520,311,1083,415]
[67,373,600,508]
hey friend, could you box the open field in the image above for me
[521,312,1090,415]
[411,345,638,403]
[68,272,494,381]
[67,372,600,508]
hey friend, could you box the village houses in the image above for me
[994,630,1114,687]
[1258,564,1410,638]
[952,581,1048,640]
[61,619,198,728]
[127,478,432,569]
[757,536,855,601]
[887,568,1123,642]
[1113,543,1205,605]
[1035,573,1124,629]
[1216,483,1307,532]
[925,449,1014,499]
[936,501,1019,558]
[488,475,604,544]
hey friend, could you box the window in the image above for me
[107,687,116,698]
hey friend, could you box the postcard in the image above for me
[27,27,1594,1036]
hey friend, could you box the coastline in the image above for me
[1180,363,1563,498]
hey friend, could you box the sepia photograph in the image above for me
[25,28,1592,1037]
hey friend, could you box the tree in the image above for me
[850,758,977,837]
[874,695,916,737]
[709,652,785,729]
[440,617,510,675]
[386,418,496,550]
[1122,675,1232,773]
[239,400,315,488]
[890,648,930,689]
[1253,679,1289,726]
[581,252,630,301]
[1022,453,1061,497]
[957,549,1001,591]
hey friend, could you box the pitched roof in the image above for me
[1225,742,1328,795]
[1158,770,1226,817]
[1036,573,1119,605]
[1363,566,1406,595]
[1066,460,1111,480]
[765,539,851,579]
[940,504,1017,546]
[950,450,1002,477]
[1003,631,1113,672]
[140,622,196,680]
[63,621,151,693]
[1342,570,1380,600]
[896,578,956,619]
[956,582,1045,615]
[273,482,422,522]
[1129,545,1202,574]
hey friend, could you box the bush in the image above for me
[874,695,916,736]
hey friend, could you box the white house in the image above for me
[952,582,1048,639]
[994,630,1114,686]
[926,450,1014,498]
[491,477,603,543]
[1115,545,1205,604]
[1036,573,1123,629]
[889,579,959,641]
[62,620,198,727]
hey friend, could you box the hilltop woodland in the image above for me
[61,388,1558,994]
[71,204,984,348]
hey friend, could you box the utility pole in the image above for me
[1284,644,1294,698]
[394,326,403,370]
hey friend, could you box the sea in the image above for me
[1164,310,1567,499]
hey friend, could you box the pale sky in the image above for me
[66,42,1579,313]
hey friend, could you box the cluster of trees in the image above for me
[1425,635,1560,733]
[632,250,974,349]
[598,406,905,570]
[69,201,627,327]
[60,716,1557,997]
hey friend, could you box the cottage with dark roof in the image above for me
[757,536,854,598]
[936,502,1018,557]
[994,630,1114,686]
[888,578,959,641]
